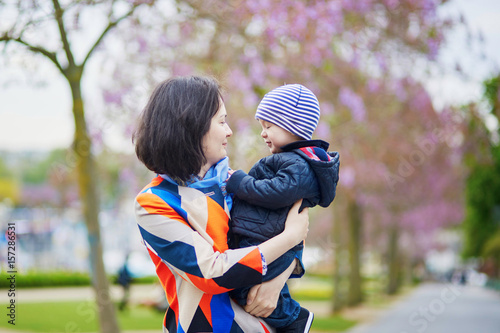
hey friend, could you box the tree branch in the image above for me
[52,0,76,67]
[0,34,65,74]
[81,3,141,68]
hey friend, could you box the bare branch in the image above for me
[52,0,76,67]
[81,3,142,68]
[0,34,64,74]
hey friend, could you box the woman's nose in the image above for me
[225,124,233,137]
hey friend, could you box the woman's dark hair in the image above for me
[133,76,222,181]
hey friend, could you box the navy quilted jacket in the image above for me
[227,140,340,242]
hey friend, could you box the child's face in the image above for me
[258,119,301,154]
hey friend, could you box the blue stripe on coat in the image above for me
[138,224,203,278]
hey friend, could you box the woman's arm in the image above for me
[136,192,308,294]
[257,200,309,263]
[242,201,308,317]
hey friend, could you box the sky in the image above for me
[0,0,499,153]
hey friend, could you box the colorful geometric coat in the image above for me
[135,175,275,333]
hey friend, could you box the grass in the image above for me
[0,301,165,332]
[0,299,356,332]
[312,316,357,331]
[293,288,332,301]
[0,271,158,289]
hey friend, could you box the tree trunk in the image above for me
[332,203,345,313]
[386,225,401,295]
[347,198,363,306]
[67,66,121,333]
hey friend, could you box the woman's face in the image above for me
[202,101,233,169]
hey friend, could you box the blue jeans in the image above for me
[229,238,303,328]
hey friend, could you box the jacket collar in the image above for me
[280,139,330,152]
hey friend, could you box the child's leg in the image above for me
[229,285,251,307]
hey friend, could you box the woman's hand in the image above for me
[244,282,279,318]
[283,200,309,246]
[244,259,297,317]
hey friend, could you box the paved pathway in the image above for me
[346,283,500,333]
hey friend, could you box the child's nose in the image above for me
[261,130,267,138]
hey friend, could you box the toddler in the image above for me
[227,84,340,333]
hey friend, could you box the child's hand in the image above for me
[226,169,235,182]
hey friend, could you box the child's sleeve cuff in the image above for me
[226,169,247,194]
[257,247,268,276]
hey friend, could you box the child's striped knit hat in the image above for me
[255,84,320,141]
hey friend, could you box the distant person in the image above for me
[227,84,340,332]
[133,76,310,332]
[117,255,133,311]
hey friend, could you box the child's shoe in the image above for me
[277,307,314,333]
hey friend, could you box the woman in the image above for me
[133,76,309,333]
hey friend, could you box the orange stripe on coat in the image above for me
[137,192,191,228]
[205,197,230,252]
[238,247,264,275]
[147,247,179,325]
[184,271,231,295]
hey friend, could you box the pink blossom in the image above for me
[180,22,194,38]
[338,87,366,122]
[89,127,104,148]
[243,93,259,109]
[21,184,59,207]
[321,102,335,116]
[343,0,374,14]
[305,44,324,68]
[390,79,407,102]
[267,64,287,80]
[426,37,440,60]
[171,62,193,76]
[103,89,125,105]
[350,51,360,68]
[316,121,331,140]
[340,166,355,188]
[366,78,381,93]
[235,118,251,133]
[249,59,266,86]
[119,168,135,183]
[384,0,399,10]
[375,53,388,72]
[228,68,252,93]
[410,88,432,111]
[137,36,148,53]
